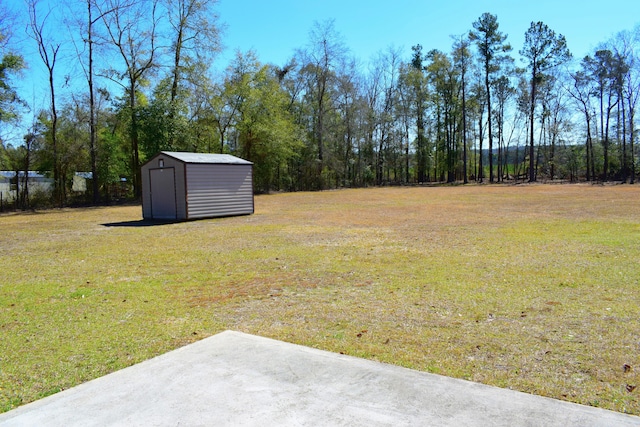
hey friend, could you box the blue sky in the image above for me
[216,0,640,67]
[4,0,639,146]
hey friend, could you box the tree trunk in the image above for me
[629,98,636,184]
[621,94,627,181]
[461,70,468,184]
[49,65,60,206]
[529,69,537,182]
[87,0,99,204]
[130,82,141,199]
[485,61,494,183]
[604,103,613,181]
[585,116,592,181]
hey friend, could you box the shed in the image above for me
[141,151,254,221]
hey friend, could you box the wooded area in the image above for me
[1,1,639,208]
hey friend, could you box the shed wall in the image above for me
[186,163,253,219]
[141,154,186,219]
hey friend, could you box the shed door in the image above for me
[150,168,177,219]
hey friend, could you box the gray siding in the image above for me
[174,161,187,219]
[186,163,253,219]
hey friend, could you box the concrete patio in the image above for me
[1,330,638,426]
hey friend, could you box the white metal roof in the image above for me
[0,171,50,179]
[160,152,253,165]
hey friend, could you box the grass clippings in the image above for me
[1,184,639,414]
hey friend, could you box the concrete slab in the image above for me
[1,330,638,426]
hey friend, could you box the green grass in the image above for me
[1,184,640,414]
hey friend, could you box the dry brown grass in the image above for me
[1,184,640,414]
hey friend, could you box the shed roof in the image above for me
[159,151,253,165]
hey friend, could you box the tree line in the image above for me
[1,1,639,209]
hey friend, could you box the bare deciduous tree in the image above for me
[100,0,160,198]
[520,21,571,182]
[27,0,62,204]
[164,0,222,146]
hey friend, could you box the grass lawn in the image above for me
[1,184,640,415]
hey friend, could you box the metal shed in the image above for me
[141,151,254,220]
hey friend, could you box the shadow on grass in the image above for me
[102,219,180,227]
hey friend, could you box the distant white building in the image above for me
[0,171,54,202]
[72,172,93,193]
[0,172,93,203]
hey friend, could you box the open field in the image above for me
[1,184,640,415]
